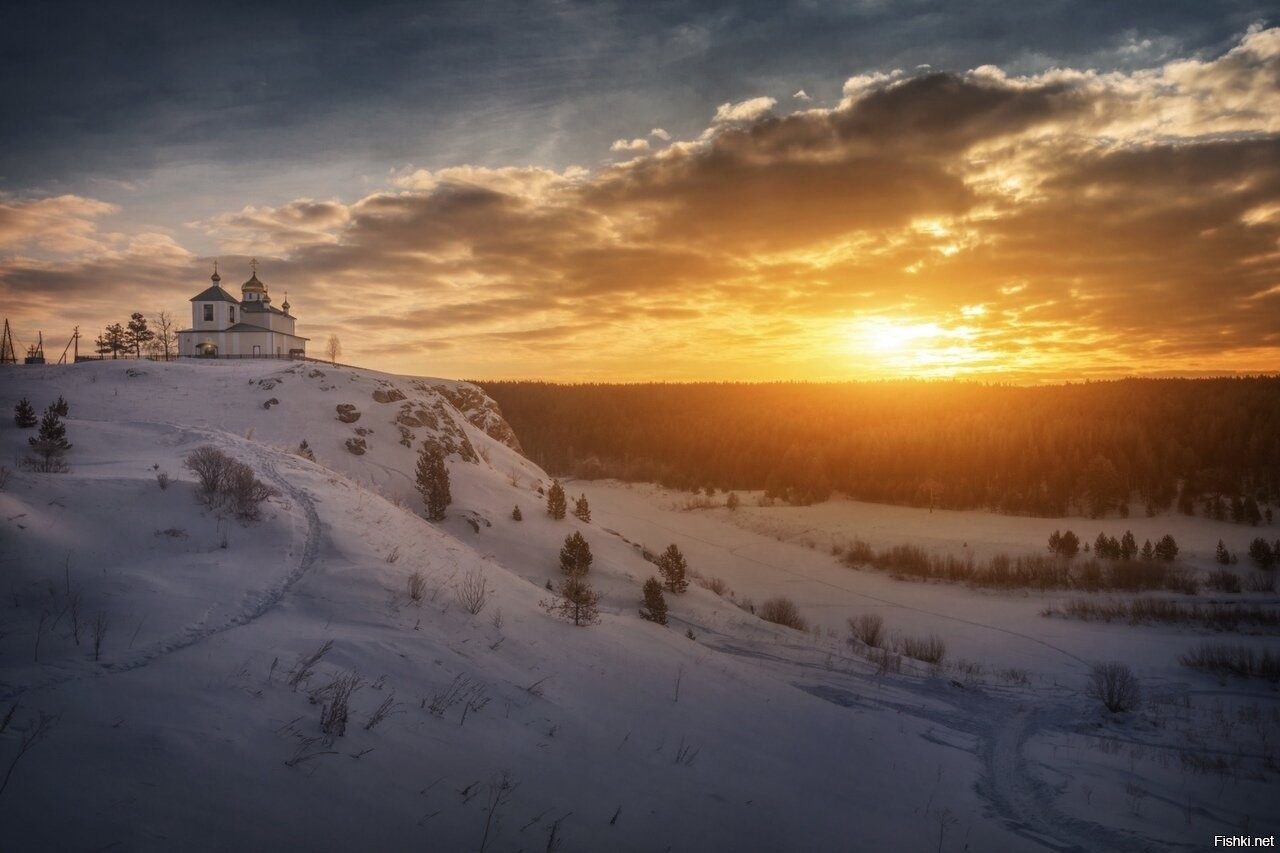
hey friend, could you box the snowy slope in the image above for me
[1,360,1276,852]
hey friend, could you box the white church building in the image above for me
[178,261,308,359]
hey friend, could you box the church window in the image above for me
[203,304,213,321]
[229,306,235,323]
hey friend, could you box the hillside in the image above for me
[1,360,1277,852]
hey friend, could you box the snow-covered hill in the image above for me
[1,360,1276,852]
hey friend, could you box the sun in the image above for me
[843,317,988,378]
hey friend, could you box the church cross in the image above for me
[250,257,258,274]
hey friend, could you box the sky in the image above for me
[2,0,1278,382]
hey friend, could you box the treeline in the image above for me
[92,312,178,360]
[479,378,1280,518]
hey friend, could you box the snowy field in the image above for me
[1,360,1277,852]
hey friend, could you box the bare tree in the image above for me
[325,334,342,365]
[153,311,178,361]
[1086,661,1141,712]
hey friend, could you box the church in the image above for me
[178,261,308,359]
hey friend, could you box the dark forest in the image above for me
[479,378,1280,518]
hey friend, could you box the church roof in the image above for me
[190,284,239,303]
[240,301,287,316]
[242,273,266,292]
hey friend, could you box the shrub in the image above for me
[1205,568,1242,593]
[155,470,170,490]
[455,567,488,615]
[224,459,277,520]
[758,596,807,631]
[406,570,428,602]
[848,613,885,648]
[50,396,69,417]
[696,575,729,596]
[1179,643,1279,682]
[185,445,231,494]
[1244,572,1276,593]
[898,633,946,664]
[511,505,522,521]
[1086,661,1140,712]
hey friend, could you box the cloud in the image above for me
[0,195,118,255]
[649,128,671,141]
[610,138,651,154]
[4,26,1280,380]
[713,96,776,123]
[793,89,811,101]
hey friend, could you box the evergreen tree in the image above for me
[28,406,71,469]
[14,397,37,428]
[104,323,127,359]
[639,577,668,625]
[1215,540,1231,565]
[1056,530,1080,558]
[573,494,591,522]
[1120,530,1137,560]
[546,479,567,519]
[125,312,155,358]
[1140,539,1154,560]
[51,395,68,417]
[726,492,741,511]
[554,575,601,626]
[657,543,689,594]
[1230,495,1245,524]
[414,446,451,521]
[1153,534,1179,562]
[1248,538,1275,569]
[559,532,593,575]
[94,335,112,358]
[512,505,523,521]
[1243,496,1262,527]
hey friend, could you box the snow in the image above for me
[1,359,1276,852]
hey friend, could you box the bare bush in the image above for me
[1179,643,1280,682]
[385,546,400,564]
[185,445,230,494]
[91,611,109,662]
[758,596,807,631]
[696,576,729,596]
[897,633,946,664]
[407,570,426,603]
[456,567,489,615]
[155,471,170,490]
[315,672,363,742]
[1086,661,1141,712]
[848,613,885,648]
[364,694,404,731]
[287,639,334,689]
[1205,568,1242,593]
[223,459,277,520]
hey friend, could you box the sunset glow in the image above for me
[2,8,1277,382]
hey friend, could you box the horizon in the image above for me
[3,3,1278,383]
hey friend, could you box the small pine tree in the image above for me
[560,532,593,575]
[726,492,740,511]
[1154,534,1179,562]
[573,494,591,522]
[14,397,37,427]
[125,312,155,358]
[1215,540,1231,565]
[51,395,69,417]
[1248,538,1275,569]
[657,543,689,594]
[639,577,668,625]
[512,505,523,521]
[414,446,451,521]
[1120,530,1137,560]
[1140,539,1154,560]
[555,575,601,626]
[546,479,567,520]
[28,406,71,470]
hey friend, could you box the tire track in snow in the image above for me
[0,445,323,702]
